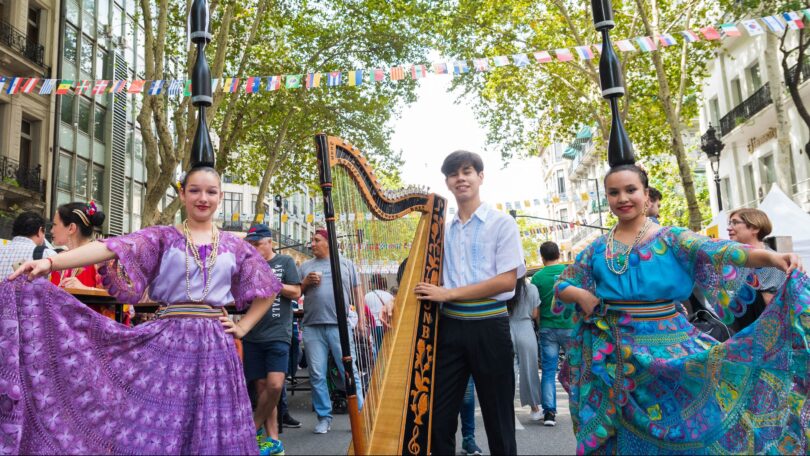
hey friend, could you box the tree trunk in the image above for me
[635,0,702,230]
[764,30,794,195]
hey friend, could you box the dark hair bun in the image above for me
[89,209,106,227]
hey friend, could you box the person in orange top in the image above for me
[49,201,114,319]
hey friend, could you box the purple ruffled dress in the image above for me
[0,225,281,455]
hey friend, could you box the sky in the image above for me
[389,75,547,213]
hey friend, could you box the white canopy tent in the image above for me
[703,185,810,267]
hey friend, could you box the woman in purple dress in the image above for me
[0,166,281,455]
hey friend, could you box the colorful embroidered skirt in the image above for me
[0,278,258,455]
[567,272,810,455]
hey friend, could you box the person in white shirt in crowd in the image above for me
[0,211,56,276]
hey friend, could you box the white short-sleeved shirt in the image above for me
[442,203,526,301]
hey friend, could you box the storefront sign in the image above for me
[747,127,776,153]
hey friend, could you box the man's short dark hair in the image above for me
[12,211,46,238]
[539,241,560,262]
[441,150,484,177]
[648,187,662,202]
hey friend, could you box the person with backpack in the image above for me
[0,211,56,276]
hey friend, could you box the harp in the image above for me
[314,133,446,455]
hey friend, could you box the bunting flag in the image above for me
[473,58,489,72]
[784,12,805,29]
[719,23,742,37]
[348,70,363,86]
[574,45,594,60]
[226,78,241,92]
[109,80,127,93]
[433,62,449,74]
[147,80,164,95]
[390,66,405,81]
[453,61,470,74]
[555,48,573,61]
[128,80,146,93]
[306,72,321,88]
[245,76,262,93]
[657,33,678,46]
[636,36,657,51]
[0,77,7,93]
[616,39,637,52]
[493,55,510,67]
[184,79,192,97]
[91,80,109,95]
[742,19,765,36]
[680,30,700,42]
[762,15,786,32]
[327,71,342,87]
[533,51,553,63]
[411,64,427,79]
[56,80,73,95]
[211,78,220,91]
[39,79,56,95]
[512,53,530,67]
[370,68,384,82]
[5,77,22,94]
[267,75,282,91]
[286,74,302,89]
[593,43,603,53]
[21,78,39,94]
[700,26,722,40]
[75,80,92,95]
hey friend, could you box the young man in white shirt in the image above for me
[0,211,55,277]
[416,151,524,455]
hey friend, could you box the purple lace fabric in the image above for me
[0,225,281,455]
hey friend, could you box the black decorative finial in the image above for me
[591,0,635,167]
[189,0,214,169]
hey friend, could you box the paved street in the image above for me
[278,370,576,455]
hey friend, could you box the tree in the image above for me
[436,0,715,230]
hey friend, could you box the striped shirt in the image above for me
[441,203,526,319]
[0,236,56,277]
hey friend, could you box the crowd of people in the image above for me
[1,147,808,456]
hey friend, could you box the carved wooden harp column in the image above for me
[315,134,446,455]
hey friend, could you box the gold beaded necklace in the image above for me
[605,218,651,275]
[182,220,220,302]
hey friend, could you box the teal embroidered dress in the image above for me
[555,226,810,454]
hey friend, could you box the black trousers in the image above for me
[431,316,517,455]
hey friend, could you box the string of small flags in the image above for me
[0,10,806,98]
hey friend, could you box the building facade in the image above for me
[700,31,810,214]
[0,0,58,236]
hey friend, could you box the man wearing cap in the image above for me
[299,228,365,434]
[244,224,302,455]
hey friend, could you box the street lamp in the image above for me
[274,195,283,250]
[700,124,725,211]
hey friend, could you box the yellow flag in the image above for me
[523,200,531,207]
[255,213,265,223]
[281,214,289,223]
[581,192,590,201]
[231,212,240,221]
[496,203,504,211]
[306,214,314,223]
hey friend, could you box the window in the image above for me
[64,26,78,67]
[223,192,242,221]
[113,6,123,38]
[559,208,568,223]
[96,48,106,79]
[709,97,720,128]
[730,78,743,106]
[746,62,762,93]
[132,183,142,215]
[98,0,108,29]
[27,7,40,44]
[20,120,33,171]
[760,154,776,196]
[94,106,105,142]
[58,153,72,190]
[80,35,93,77]
[83,0,95,16]
[75,158,89,197]
[61,95,75,124]
[66,1,79,25]
[0,0,6,22]
[743,163,756,203]
[556,169,566,194]
[92,166,104,203]
[721,177,732,209]
[78,98,91,133]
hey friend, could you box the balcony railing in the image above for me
[0,19,46,68]
[719,84,772,136]
[0,156,45,196]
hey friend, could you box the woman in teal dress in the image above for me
[555,164,809,455]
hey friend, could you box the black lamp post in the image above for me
[701,124,725,211]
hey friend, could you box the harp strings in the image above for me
[329,166,420,443]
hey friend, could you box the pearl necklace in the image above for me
[183,220,220,302]
[605,219,651,275]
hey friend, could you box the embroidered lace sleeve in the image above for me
[553,240,598,314]
[231,238,282,311]
[98,226,166,304]
[665,227,752,324]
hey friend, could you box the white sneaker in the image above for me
[314,417,332,434]
[530,410,543,421]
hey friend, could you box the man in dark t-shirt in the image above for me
[244,224,301,455]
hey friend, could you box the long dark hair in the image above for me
[506,278,526,316]
[57,202,105,238]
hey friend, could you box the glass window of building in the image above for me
[92,166,104,204]
[113,5,123,38]
[97,0,109,29]
[75,158,89,197]
[223,192,242,220]
[78,98,91,134]
[66,1,79,25]
[58,153,72,190]
[721,177,732,209]
[760,154,776,193]
[80,35,93,77]
[746,63,762,93]
[27,7,40,44]
[19,120,32,171]
[64,26,78,78]
[556,169,566,194]
[743,163,756,203]
[61,94,75,124]
[730,78,743,106]
[709,97,720,128]
[0,0,6,22]
[94,106,105,142]
[96,48,106,80]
